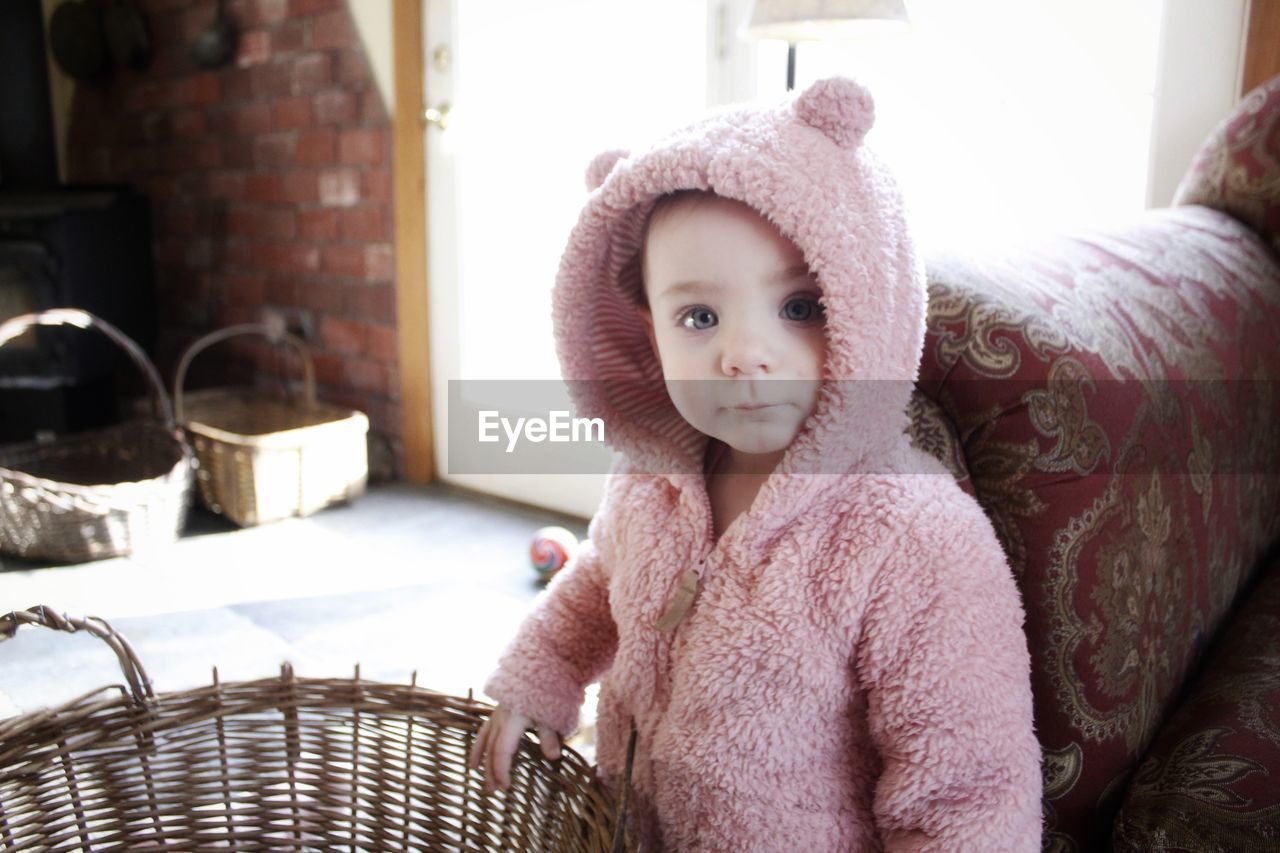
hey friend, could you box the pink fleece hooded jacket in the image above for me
[484,77,1043,851]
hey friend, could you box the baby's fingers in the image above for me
[537,724,561,761]
[467,719,492,773]
[490,720,524,792]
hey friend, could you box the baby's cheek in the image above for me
[665,380,714,431]
[795,325,828,379]
[653,333,703,380]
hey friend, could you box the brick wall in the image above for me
[64,0,401,479]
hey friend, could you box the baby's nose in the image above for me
[718,324,773,376]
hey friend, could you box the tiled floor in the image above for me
[0,483,589,722]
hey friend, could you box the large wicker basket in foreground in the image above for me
[0,607,633,851]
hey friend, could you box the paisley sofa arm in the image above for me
[1174,74,1280,255]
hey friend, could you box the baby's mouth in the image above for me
[724,402,788,414]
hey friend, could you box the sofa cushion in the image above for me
[917,205,1280,852]
[1111,553,1280,851]
[1175,74,1280,255]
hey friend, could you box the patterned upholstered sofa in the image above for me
[907,75,1280,851]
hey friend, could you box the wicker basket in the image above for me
[0,310,194,563]
[0,605,637,852]
[175,324,368,527]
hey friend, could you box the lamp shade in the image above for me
[746,0,909,42]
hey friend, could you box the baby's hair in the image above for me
[633,189,722,308]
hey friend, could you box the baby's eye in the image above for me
[679,307,718,331]
[782,296,823,324]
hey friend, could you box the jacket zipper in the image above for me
[655,479,718,679]
[688,483,716,633]
[656,479,717,631]
[637,478,719,809]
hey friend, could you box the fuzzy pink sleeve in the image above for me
[855,494,1044,852]
[482,535,617,736]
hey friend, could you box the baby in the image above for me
[469,77,1043,851]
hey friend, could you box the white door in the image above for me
[423,0,713,518]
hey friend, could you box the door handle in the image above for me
[423,102,452,130]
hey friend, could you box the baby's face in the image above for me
[640,195,827,456]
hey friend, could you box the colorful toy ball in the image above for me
[531,526,578,580]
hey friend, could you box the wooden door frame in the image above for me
[1243,0,1280,94]
[392,0,433,482]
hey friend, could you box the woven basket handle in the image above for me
[173,323,316,422]
[0,308,176,431]
[611,721,638,852]
[0,605,155,708]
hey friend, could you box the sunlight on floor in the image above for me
[0,483,597,741]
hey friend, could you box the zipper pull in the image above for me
[655,569,700,633]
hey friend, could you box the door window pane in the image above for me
[454,1,708,380]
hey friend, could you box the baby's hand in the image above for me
[467,704,561,793]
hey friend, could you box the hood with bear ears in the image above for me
[553,77,926,492]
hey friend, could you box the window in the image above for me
[452,0,709,382]
[739,0,1164,250]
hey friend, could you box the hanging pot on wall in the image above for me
[104,0,153,71]
[191,0,237,69]
[49,0,109,80]
[49,0,152,79]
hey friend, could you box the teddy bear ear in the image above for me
[793,76,876,149]
[585,148,629,191]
